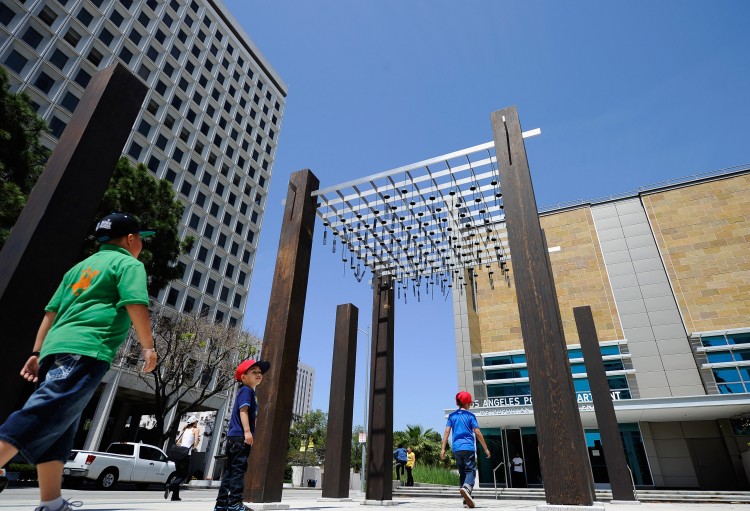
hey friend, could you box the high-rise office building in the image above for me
[0,0,287,326]
[293,361,315,420]
[1,0,286,478]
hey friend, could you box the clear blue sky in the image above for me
[226,0,750,434]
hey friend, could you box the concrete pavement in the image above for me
[2,487,750,511]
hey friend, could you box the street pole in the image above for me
[358,326,369,493]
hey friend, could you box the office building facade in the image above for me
[1,0,286,326]
[1,0,286,478]
[453,167,750,490]
[293,361,315,421]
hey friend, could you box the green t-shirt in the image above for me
[42,244,149,364]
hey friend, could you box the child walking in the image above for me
[0,213,158,511]
[214,359,270,511]
[440,391,491,508]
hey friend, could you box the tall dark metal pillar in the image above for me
[491,106,594,506]
[366,274,394,501]
[322,303,358,498]
[0,63,147,422]
[245,169,319,503]
[574,306,637,501]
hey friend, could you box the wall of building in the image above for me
[643,173,750,334]
[471,206,623,354]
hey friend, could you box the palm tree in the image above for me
[396,424,445,466]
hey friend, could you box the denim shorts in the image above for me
[0,353,108,464]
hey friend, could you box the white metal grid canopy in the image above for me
[314,129,540,299]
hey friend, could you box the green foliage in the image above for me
[287,409,328,465]
[411,464,459,486]
[394,424,452,468]
[82,157,194,295]
[0,66,50,248]
[351,424,364,472]
[7,463,37,481]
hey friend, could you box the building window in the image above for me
[74,69,91,88]
[87,47,104,66]
[206,278,216,295]
[166,288,179,306]
[77,8,94,26]
[60,91,79,113]
[38,6,58,26]
[4,51,28,74]
[0,4,16,26]
[190,270,202,287]
[21,27,44,49]
[34,72,55,94]
[197,245,208,262]
[49,117,66,139]
[127,141,142,159]
[188,213,200,230]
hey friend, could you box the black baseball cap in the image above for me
[95,212,156,242]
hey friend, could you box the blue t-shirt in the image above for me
[446,408,479,452]
[393,447,407,462]
[228,385,257,437]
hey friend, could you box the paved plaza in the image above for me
[2,487,750,511]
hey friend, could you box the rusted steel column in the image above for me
[245,169,319,503]
[491,106,594,506]
[322,303,359,498]
[574,306,637,501]
[366,274,394,501]
[0,63,147,422]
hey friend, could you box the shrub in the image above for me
[8,463,37,481]
[412,464,459,486]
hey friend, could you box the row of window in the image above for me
[487,376,632,400]
[163,286,240,328]
[485,360,626,381]
[484,344,623,367]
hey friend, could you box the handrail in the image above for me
[626,465,638,501]
[492,461,505,499]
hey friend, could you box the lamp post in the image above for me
[358,326,369,493]
[300,436,315,487]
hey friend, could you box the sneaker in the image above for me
[214,505,228,511]
[164,484,171,499]
[34,500,83,511]
[460,484,475,509]
[226,503,250,511]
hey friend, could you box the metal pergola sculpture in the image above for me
[247,106,599,508]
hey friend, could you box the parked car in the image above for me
[63,442,176,490]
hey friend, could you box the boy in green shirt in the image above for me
[0,213,158,511]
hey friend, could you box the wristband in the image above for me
[31,351,40,357]
[141,348,158,355]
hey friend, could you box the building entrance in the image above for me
[478,424,652,489]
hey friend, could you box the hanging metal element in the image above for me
[312,131,540,300]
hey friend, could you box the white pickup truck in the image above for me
[63,442,176,490]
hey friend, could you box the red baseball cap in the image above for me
[456,391,473,406]
[235,359,270,381]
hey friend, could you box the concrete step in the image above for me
[393,486,750,503]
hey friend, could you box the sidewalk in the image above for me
[2,487,750,511]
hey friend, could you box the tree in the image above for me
[0,66,50,248]
[130,308,261,446]
[394,423,452,467]
[351,424,364,472]
[287,410,328,466]
[82,157,194,296]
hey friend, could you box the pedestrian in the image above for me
[165,415,200,501]
[213,359,270,511]
[405,446,415,486]
[392,443,407,481]
[511,452,525,488]
[440,391,491,509]
[0,213,158,511]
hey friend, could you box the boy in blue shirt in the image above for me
[214,359,269,511]
[440,391,491,508]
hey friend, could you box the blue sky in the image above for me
[226,0,750,433]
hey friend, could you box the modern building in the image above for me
[0,0,286,478]
[452,166,750,490]
[293,361,315,420]
[1,0,286,327]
